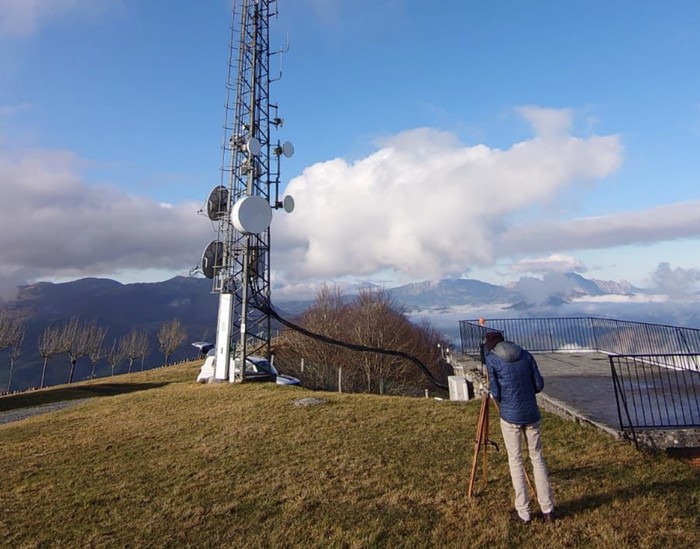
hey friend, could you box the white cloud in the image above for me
[0,0,113,37]
[570,294,668,304]
[511,254,586,275]
[274,107,623,284]
[0,147,210,295]
[517,106,574,139]
[5,105,698,304]
[499,201,700,255]
[649,262,700,298]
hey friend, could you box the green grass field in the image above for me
[1,361,698,548]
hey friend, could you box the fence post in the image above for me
[338,366,342,393]
[300,358,304,373]
[589,317,599,351]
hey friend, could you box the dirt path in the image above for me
[0,399,94,426]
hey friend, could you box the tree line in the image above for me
[273,286,451,396]
[2,287,453,397]
[0,312,189,393]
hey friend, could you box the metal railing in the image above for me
[459,317,700,363]
[610,354,700,432]
[458,317,700,435]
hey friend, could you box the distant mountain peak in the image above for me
[589,277,639,295]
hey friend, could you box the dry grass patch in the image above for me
[1,361,698,548]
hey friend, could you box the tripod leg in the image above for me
[482,397,489,481]
[468,393,489,497]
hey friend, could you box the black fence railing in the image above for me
[610,354,700,433]
[459,317,700,363]
[459,317,700,436]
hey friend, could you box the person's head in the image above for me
[483,331,504,352]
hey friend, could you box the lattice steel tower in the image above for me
[200,0,294,382]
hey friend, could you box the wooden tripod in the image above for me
[467,390,498,497]
[467,390,535,498]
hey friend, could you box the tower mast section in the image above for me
[210,0,281,381]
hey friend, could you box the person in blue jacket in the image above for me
[483,330,555,524]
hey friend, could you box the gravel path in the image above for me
[0,399,94,426]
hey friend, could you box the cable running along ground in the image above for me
[254,297,448,390]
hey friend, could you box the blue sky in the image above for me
[1,0,700,301]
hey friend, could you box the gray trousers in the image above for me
[500,419,555,521]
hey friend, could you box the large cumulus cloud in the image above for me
[274,107,624,283]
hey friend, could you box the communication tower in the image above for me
[200,0,294,382]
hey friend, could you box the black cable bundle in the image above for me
[254,297,448,390]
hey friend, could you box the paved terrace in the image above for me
[454,351,700,450]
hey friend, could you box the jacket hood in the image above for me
[492,341,522,363]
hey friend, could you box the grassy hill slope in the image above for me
[1,362,698,548]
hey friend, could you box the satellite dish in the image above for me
[201,240,224,279]
[282,195,295,213]
[231,195,272,234]
[206,185,229,221]
[281,141,294,158]
[246,137,262,156]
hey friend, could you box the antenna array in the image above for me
[199,0,293,382]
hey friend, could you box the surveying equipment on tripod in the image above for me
[468,334,499,497]
[468,328,534,498]
[468,375,499,497]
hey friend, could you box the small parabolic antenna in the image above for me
[282,195,295,213]
[275,141,294,158]
[246,137,262,156]
[206,185,229,221]
[231,195,273,234]
[201,240,224,279]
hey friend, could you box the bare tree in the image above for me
[346,288,414,393]
[157,319,187,366]
[119,329,149,373]
[136,332,151,371]
[275,285,354,390]
[38,324,62,388]
[86,325,107,379]
[0,312,26,392]
[7,322,25,392]
[106,338,125,376]
[0,309,16,353]
[0,310,9,353]
[57,318,100,384]
[274,286,447,395]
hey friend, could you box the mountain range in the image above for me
[2,272,697,392]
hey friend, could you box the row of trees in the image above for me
[273,286,450,396]
[2,287,451,396]
[0,312,189,393]
[0,313,26,393]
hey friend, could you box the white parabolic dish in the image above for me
[231,195,273,234]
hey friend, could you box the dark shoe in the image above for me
[511,510,531,525]
[542,510,556,523]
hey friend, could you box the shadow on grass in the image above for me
[0,382,170,412]
[551,464,699,519]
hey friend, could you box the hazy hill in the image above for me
[3,277,219,390]
[388,278,514,308]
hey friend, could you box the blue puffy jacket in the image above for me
[485,341,544,425]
